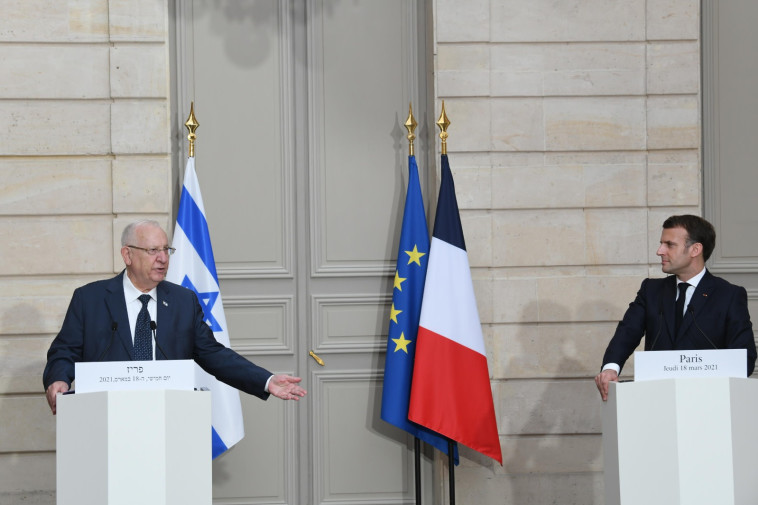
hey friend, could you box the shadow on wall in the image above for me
[190,0,341,69]
[0,302,51,394]
[0,302,58,505]
[362,294,622,504]
[365,294,620,504]
[0,489,55,505]
[499,299,618,505]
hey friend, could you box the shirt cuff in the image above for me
[602,363,621,374]
[264,375,273,393]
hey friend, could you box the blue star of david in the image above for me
[181,276,223,332]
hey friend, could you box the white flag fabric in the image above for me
[166,156,244,458]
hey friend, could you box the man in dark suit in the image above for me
[44,220,306,414]
[595,215,757,400]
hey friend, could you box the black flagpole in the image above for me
[448,440,455,505]
[415,437,421,505]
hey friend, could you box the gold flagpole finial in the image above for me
[404,102,418,156]
[185,102,200,158]
[436,100,450,155]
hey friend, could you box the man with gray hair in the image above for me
[44,220,306,414]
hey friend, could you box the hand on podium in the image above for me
[268,374,307,401]
[594,369,618,401]
[46,380,69,414]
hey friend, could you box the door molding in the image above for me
[702,0,758,274]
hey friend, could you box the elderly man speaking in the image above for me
[43,219,306,414]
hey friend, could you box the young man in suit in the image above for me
[595,215,757,400]
[44,220,306,414]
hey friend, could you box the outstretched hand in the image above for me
[269,374,307,401]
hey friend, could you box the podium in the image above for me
[56,390,211,505]
[603,378,758,505]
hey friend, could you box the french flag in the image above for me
[408,154,502,464]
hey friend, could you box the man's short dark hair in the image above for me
[662,214,716,261]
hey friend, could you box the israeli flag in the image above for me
[166,156,244,458]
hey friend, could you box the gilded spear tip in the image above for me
[404,102,418,156]
[185,102,200,158]
[436,100,450,155]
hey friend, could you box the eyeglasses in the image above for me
[127,245,176,256]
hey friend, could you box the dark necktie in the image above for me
[675,282,690,334]
[134,294,153,361]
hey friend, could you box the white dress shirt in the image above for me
[123,273,157,358]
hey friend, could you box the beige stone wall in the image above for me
[434,0,700,502]
[0,0,702,503]
[0,1,171,502]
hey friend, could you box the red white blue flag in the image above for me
[408,154,502,464]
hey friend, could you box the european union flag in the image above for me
[380,155,457,462]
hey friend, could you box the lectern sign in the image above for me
[75,360,203,393]
[634,349,746,382]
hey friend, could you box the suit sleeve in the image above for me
[188,292,273,400]
[724,286,757,376]
[43,288,86,389]
[601,279,652,373]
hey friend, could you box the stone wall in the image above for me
[0,0,701,503]
[434,0,700,502]
[0,1,171,503]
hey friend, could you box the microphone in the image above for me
[97,322,119,361]
[150,321,169,359]
[115,320,135,360]
[649,286,665,351]
[648,310,664,351]
[687,305,718,349]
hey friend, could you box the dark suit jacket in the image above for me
[602,271,757,376]
[43,272,272,399]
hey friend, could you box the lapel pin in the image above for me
[163,300,168,307]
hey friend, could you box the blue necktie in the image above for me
[134,294,153,360]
